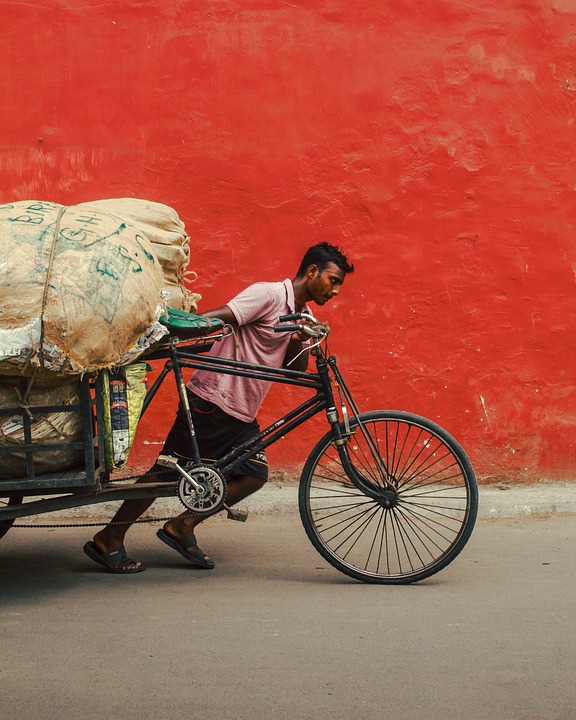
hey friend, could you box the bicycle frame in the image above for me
[151,332,394,506]
[143,336,350,480]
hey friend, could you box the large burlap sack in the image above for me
[0,380,84,478]
[0,201,166,377]
[83,198,201,312]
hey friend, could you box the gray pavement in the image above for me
[2,478,576,720]
[1,513,575,720]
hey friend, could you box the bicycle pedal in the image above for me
[226,507,249,522]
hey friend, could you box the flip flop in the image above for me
[156,529,215,569]
[83,541,145,574]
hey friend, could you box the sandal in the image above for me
[83,541,145,574]
[156,529,215,569]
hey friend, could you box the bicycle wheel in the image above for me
[299,411,478,584]
[0,494,23,541]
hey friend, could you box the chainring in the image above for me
[178,465,227,514]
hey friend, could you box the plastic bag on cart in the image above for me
[101,363,149,469]
[0,380,84,478]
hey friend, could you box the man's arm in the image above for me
[202,303,308,369]
[200,305,238,327]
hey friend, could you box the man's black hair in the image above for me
[296,242,354,277]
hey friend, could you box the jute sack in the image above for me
[0,381,84,478]
[83,198,201,312]
[0,201,166,378]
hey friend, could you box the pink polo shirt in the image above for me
[187,278,307,422]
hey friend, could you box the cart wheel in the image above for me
[0,494,23,541]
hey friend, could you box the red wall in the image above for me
[2,0,576,482]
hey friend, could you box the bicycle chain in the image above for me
[12,514,191,530]
[10,466,195,530]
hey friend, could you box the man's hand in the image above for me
[283,335,309,371]
[291,327,311,343]
[291,320,329,343]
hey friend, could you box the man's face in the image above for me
[307,261,347,305]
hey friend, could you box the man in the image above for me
[83,242,354,573]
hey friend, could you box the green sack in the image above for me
[101,362,149,469]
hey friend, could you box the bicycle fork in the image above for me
[321,356,394,496]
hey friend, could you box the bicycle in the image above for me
[0,310,478,584]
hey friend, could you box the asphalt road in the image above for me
[1,513,575,720]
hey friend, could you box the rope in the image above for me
[38,206,67,369]
[13,388,35,422]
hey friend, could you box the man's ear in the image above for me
[307,264,320,279]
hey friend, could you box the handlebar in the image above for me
[273,324,303,334]
[273,311,330,339]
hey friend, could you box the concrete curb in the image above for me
[16,481,576,524]
[238,482,576,519]
[478,482,576,518]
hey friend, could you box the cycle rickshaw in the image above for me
[0,310,478,584]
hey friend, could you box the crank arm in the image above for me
[157,455,205,493]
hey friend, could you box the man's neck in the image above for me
[291,276,310,310]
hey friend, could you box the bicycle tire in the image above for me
[298,411,478,584]
[0,494,23,541]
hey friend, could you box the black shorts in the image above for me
[153,390,268,481]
